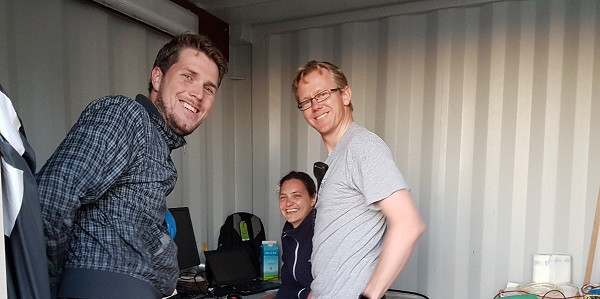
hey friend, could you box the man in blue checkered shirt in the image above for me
[36,34,228,299]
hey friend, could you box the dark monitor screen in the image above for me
[204,247,258,286]
[169,207,201,270]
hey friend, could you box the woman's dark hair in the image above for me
[279,171,317,198]
[148,33,228,92]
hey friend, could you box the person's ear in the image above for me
[311,197,316,207]
[342,86,352,106]
[150,67,163,92]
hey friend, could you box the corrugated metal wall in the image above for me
[252,0,600,297]
[0,0,227,278]
[0,0,260,284]
[3,0,600,298]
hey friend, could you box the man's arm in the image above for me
[362,189,425,299]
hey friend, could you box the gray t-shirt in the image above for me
[311,123,408,298]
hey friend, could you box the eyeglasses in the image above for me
[297,88,342,111]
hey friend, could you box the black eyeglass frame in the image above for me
[297,88,342,111]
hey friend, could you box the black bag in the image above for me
[217,212,266,274]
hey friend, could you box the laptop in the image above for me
[204,247,280,296]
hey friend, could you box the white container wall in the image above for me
[2,0,600,298]
[252,0,600,297]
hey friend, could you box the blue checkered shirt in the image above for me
[36,94,185,296]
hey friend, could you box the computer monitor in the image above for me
[169,207,201,270]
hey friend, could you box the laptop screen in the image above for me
[169,207,201,270]
[204,247,258,286]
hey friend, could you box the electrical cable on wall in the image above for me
[494,282,583,299]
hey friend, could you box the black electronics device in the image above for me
[313,161,328,192]
[204,247,280,296]
[169,207,202,270]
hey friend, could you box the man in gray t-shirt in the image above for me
[292,60,425,299]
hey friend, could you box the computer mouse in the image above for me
[227,294,243,299]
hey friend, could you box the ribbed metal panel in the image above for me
[3,0,600,298]
[253,0,600,297]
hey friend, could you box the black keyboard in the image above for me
[214,280,280,297]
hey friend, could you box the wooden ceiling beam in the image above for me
[171,0,230,62]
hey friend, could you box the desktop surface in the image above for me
[167,289,277,299]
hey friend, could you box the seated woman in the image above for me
[266,171,316,299]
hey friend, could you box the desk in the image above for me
[242,289,277,299]
[166,288,278,299]
[169,289,428,299]
[244,290,425,299]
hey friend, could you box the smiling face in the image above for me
[150,47,219,136]
[279,178,316,228]
[297,69,353,148]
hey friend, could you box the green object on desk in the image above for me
[502,295,537,298]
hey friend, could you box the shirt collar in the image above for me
[283,209,316,235]
[135,94,186,150]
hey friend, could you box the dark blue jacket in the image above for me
[277,209,315,299]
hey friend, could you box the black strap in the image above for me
[313,161,328,195]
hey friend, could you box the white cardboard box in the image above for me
[532,254,571,284]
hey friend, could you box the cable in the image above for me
[511,282,583,299]
[542,289,567,299]
[387,288,429,299]
[518,282,561,295]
